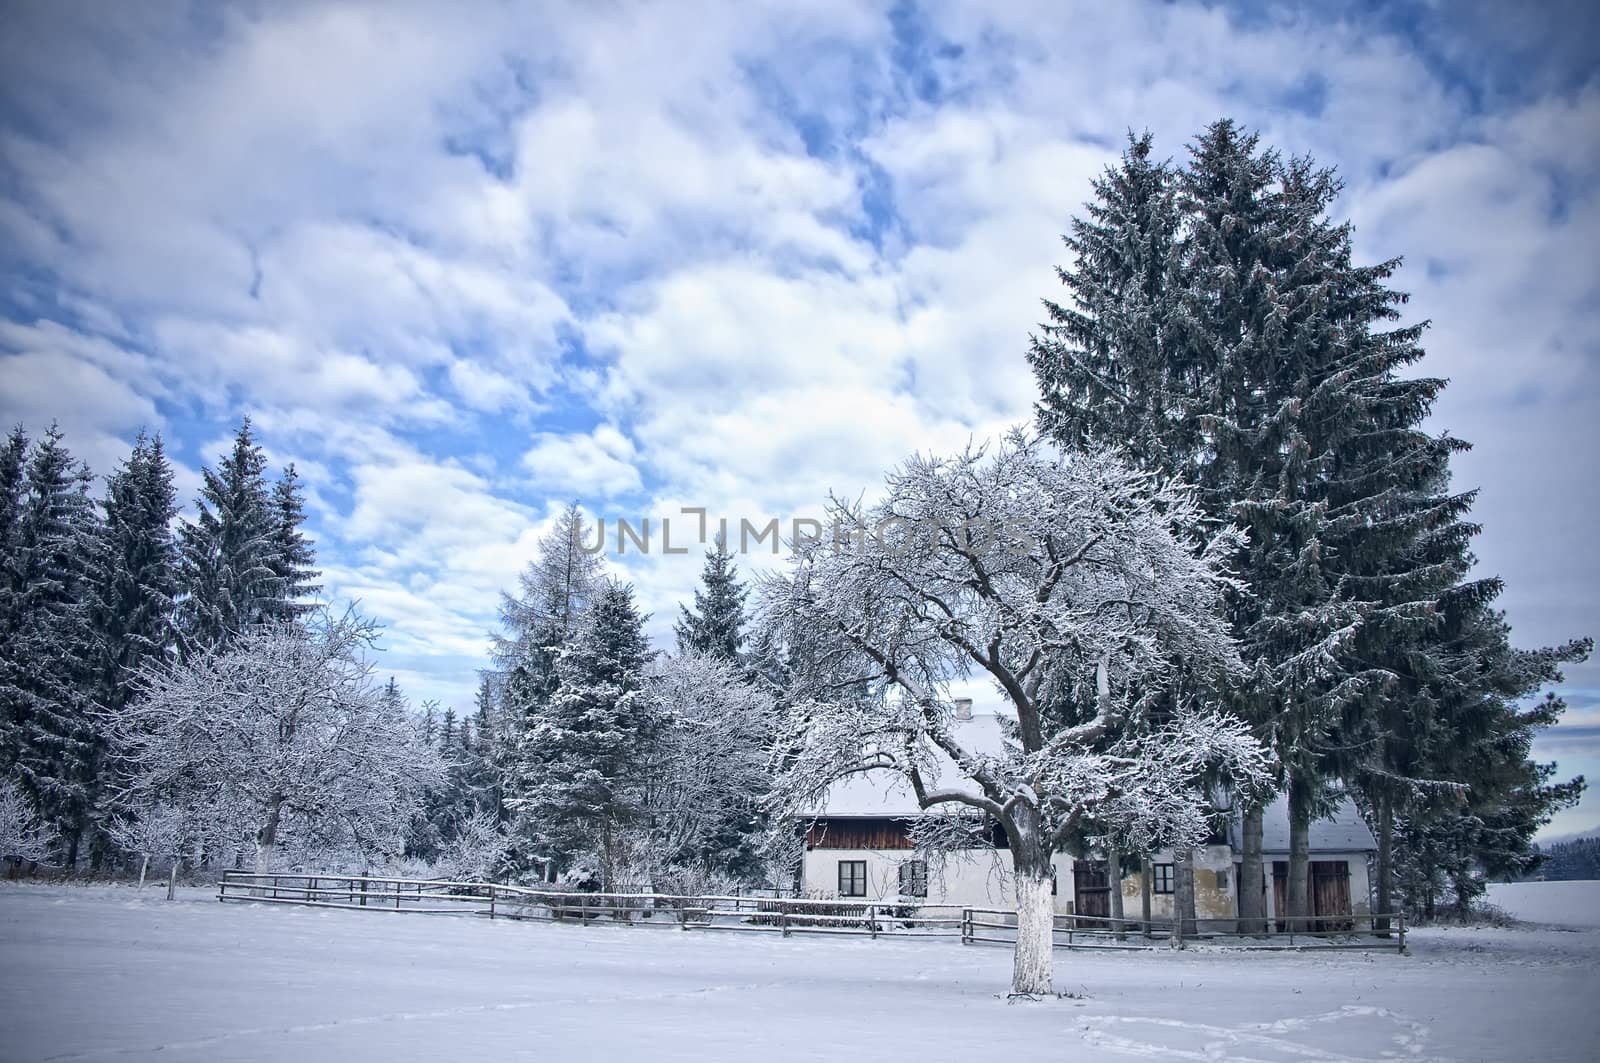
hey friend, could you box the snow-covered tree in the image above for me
[0,424,101,866]
[642,652,776,881]
[176,420,318,653]
[107,608,443,875]
[86,432,180,864]
[493,502,603,675]
[674,539,749,662]
[506,581,658,888]
[0,778,52,863]
[105,803,185,889]
[435,810,510,882]
[264,464,320,622]
[1031,121,1590,927]
[761,432,1268,995]
[493,504,605,872]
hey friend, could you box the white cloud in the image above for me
[1,0,1595,718]
[521,424,642,498]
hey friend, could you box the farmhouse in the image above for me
[799,703,1375,927]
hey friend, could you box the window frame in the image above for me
[1152,862,1175,895]
[838,859,868,898]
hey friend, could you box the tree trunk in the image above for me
[1007,804,1053,996]
[1238,802,1265,935]
[1107,849,1124,940]
[1287,777,1312,921]
[166,859,178,901]
[1140,856,1153,937]
[1374,795,1393,934]
[137,854,149,890]
[1174,847,1196,944]
[254,797,283,894]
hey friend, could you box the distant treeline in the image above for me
[1527,837,1600,881]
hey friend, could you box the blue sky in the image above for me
[1,0,1596,837]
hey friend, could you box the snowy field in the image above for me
[2,885,1597,1062]
[1485,880,1600,928]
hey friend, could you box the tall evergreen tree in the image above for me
[492,504,604,873]
[507,581,656,888]
[177,420,317,652]
[674,539,748,661]
[264,464,319,621]
[1030,120,1588,923]
[0,425,101,864]
[86,432,180,861]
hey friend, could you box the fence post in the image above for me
[1397,911,1405,954]
[218,869,229,902]
[781,906,791,938]
[489,884,496,920]
[360,874,368,907]
[868,904,877,939]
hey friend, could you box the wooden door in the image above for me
[1311,861,1352,931]
[1074,860,1110,922]
[1271,861,1288,931]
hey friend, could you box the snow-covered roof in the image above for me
[807,711,1379,855]
[1252,794,1377,854]
[808,712,1012,818]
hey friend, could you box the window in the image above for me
[1152,863,1175,895]
[838,860,867,898]
[1215,869,1229,891]
[898,859,928,898]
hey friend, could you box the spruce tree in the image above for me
[177,420,318,652]
[492,505,603,873]
[674,539,748,661]
[86,432,180,860]
[0,425,101,864]
[507,581,656,887]
[265,464,319,621]
[176,421,275,651]
[1029,120,1589,923]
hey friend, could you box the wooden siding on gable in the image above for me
[805,818,915,850]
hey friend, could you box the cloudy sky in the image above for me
[1,1,1596,836]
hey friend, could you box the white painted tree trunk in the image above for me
[253,798,282,896]
[137,854,149,890]
[166,860,178,901]
[1011,872,1054,996]
[253,836,275,876]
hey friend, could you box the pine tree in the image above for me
[0,425,101,864]
[492,505,604,874]
[264,464,319,621]
[674,539,748,661]
[177,420,318,652]
[507,581,656,887]
[0,428,27,556]
[1028,120,1588,924]
[176,421,275,651]
[86,432,180,861]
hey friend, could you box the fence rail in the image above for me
[957,908,1405,952]
[217,871,1402,952]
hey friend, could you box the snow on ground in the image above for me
[2,885,1596,1062]
[1485,880,1600,928]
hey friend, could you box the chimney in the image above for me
[953,697,973,721]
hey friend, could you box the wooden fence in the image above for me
[959,908,1406,951]
[217,871,1402,951]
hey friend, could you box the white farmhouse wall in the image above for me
[802,848,1080,914]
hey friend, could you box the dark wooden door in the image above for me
[1271,861,1288,931]
[1074,860,1110,922]
[1311,861,1352,931]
